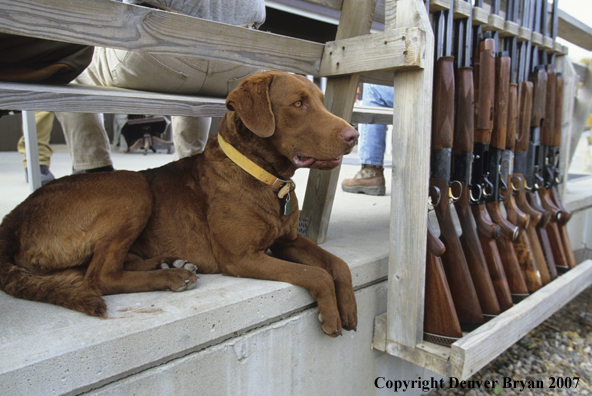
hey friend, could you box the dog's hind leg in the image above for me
[84,234,198,297]
[2,264,107,317]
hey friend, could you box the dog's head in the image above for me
[225,71,358,171]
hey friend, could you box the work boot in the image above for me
[25,165,55,186]
[341,164,385,196]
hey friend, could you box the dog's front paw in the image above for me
[338,295,358,332]
[160,259,199,274]
[160,259,199,292]
[317,312,342,338]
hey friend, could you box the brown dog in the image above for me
[0,71,359,336]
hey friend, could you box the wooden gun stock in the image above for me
[486,202,519,241]
[454,185,502,318]
[530,68,547,128]
[471,204,520,307]
[424,223,463,345]
[505,82,530,230]
[549,73,576,270]
[474,39,495,144]
[491,56,510,151]
[512,180,557,282]
[539,189,571,271]
[431,55,483,328]
[540,65,557,147]
[432,57,455,151]
[453,67,474,155]
[427,222,446,257]
[553,73,564,148]
[525,192,562,276]
[551,189,576,269]
[539,187,562,221]
[452,65,501,319]
[516,82,534,153]
[432,178,484,328]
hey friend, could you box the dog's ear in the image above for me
[226,73,275,137]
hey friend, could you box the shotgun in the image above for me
[491,0,552,287]
[495,0,542,296]
[512,0,553,289]
[431,0,483,329]
[451,0,501,321]
[424,188,463,346]
[538,0,576,271]
[527,0,571,273]
[470,7,514,311]
[548,73,577,269]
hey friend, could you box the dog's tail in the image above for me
[0,212,106,317]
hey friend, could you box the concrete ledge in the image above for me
[86,283,434,396]
[0,164,393,395]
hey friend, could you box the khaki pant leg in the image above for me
[18,111,55,168]
[54,112,113,171]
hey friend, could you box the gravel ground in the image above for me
[428,285,592,396]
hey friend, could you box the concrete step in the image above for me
[0,152,394,395]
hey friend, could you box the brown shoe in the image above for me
[341,164,386,196]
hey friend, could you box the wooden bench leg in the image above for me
[299,0,377,244]
[23,111,42,192]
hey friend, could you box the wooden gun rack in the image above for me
[1,0,591,381]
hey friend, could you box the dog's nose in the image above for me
[340,127,359,147]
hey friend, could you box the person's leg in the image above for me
[55,112,113,172]
[342,84,393,196]
[358,122,387,167]
[55,48,113,172]
[342,120,387,195]
[164,57,260,159]
[19,111,54,167]
[172,116,211,160]
[357,84,394,166]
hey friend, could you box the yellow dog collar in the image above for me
[217,134,295,199]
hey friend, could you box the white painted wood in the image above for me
[22,111,41,192]
[531,31,543,46]
[302,0,386,25]
[374,260,592,379]
[542,37,554,51]
[472,6,489,26]
[453,0,471,19]
[0,83,227,117]
[428,0,450,13]
[385,0,433,348]
[450,260,592,379]
[351,105,393,125]
[484,14,505,32]
[0,0,324,75]
[318,27,425,77]
[518,27,532,42]
[558,9,592,51]
[499,21,519,38]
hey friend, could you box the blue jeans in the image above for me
[358,84,394,166]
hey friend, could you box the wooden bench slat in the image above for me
[0,82,391,123]
[0,0,324,75]
[0,82,227,117]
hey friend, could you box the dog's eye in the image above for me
[293,101,303,108]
